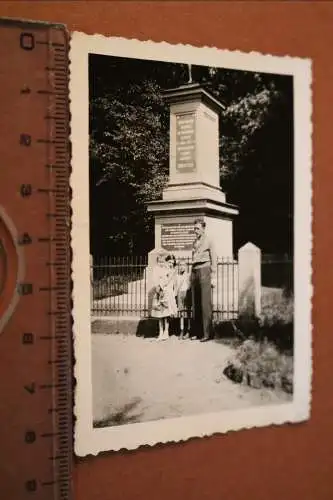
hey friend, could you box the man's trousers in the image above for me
[191,265,212,340]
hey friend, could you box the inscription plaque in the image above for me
[176,113,196,172]
[161,223,195,251]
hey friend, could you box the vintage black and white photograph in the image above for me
[70,33,312,455]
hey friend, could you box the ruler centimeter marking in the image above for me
[0,19,72,500]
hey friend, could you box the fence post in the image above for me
[238,242,261,318]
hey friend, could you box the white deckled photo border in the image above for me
[69,31,313,456]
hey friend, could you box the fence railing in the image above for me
[91,256,239,321]
[90,254,293,321]
[92,256,148,315]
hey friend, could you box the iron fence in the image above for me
[91,256,148,316]
[91,256,239,321]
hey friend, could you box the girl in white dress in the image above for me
[151,254,178,340]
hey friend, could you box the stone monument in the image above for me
[147,81,238,264]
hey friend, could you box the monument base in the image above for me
[146,210,234,296]
[146,197,237,303]
[147,196,238,260]
[146,198,239,317]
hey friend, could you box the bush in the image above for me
[261,287,293,324]
[260,288,294,351]
[228,288,294,351]
[223,337,293,394]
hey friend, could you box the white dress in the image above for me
[150,266,178,319]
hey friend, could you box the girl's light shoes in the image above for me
[157,331,170,341]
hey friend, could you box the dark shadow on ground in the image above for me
[212,317,293,354]
[136,318,158,338]
[136,317,181,338]
[136,316,293,352]
[93,397,143,428]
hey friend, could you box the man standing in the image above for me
[190,219,217,342]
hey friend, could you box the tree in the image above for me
[196,65,293,253]
[89,55,293,256]
[89,57,172,255]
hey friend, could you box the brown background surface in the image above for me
[0,1,331,499]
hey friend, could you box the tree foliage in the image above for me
[89,54,293,256]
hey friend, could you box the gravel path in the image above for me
[92,334,291,427]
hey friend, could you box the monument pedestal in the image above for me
[147,83,238,267]
[147,197,237,261]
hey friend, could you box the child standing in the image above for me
[150,253,178,340]
[175,259,191,339]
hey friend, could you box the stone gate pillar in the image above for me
[238,242,261,318]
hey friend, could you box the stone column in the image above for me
[238,242,261,318]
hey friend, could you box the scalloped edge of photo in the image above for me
[69,31,313,457]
